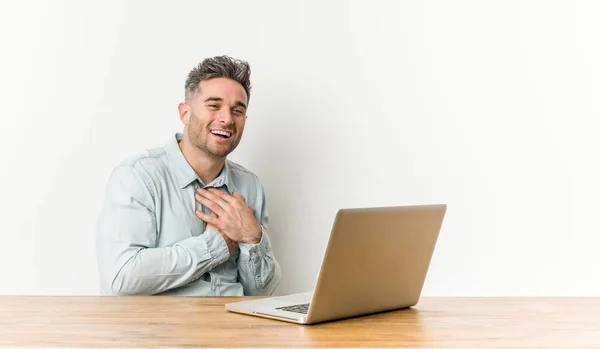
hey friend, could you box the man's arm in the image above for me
[237,208,281,296]
[96,165,230,295]
[195,185,281,296]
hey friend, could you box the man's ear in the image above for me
[178,102,190,124]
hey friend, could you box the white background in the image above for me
[0,0,598,296]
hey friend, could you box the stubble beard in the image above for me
[188,113,240,159]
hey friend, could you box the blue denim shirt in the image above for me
[95,133,281,296]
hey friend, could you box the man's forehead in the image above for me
[198,78,247,100]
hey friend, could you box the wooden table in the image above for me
[0,296,599,348]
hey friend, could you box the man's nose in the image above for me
[217,109,233,125]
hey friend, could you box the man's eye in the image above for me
[208,104,220,109]
[233,109,244,115]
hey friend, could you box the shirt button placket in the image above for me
[212,275,220,296]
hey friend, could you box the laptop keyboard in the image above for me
[276,303,310,314]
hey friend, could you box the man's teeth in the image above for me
[211,130,231,138]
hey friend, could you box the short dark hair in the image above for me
[185,55,252,102]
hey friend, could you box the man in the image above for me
[95,55,281,296]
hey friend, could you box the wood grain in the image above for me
[0,296,599,348]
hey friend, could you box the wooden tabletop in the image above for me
[0,296,599,348]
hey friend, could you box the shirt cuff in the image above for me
[238,226,270,259]
[204,228,230,266]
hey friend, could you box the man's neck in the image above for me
[179,137,225,185]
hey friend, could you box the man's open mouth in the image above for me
[210,130,232,139]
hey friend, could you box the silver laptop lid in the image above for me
[305,204,446,324]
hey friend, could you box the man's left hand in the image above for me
[195,188,262,244]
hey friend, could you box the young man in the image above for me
[95,56,281,296]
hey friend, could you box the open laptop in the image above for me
[225,204,447,325]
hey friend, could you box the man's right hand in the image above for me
[206,211,238,255]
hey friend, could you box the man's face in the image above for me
[181,77,248,159]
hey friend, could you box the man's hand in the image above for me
[205,210,239,255]
[195,188,262,244]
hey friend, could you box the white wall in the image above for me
[1,0,598,296]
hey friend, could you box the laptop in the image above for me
[225,204,447,325]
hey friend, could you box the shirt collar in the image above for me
[165,133,236,193]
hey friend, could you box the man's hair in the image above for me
[184,55,252,102]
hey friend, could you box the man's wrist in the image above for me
[243,229,262,245]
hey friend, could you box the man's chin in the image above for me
[207,147,234,159]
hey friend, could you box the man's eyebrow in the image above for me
[234,101,247,109]
[203,97,246,109]
[203,97,223,103]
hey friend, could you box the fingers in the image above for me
[232,190,246,203]
[195,209,220,227]
[200,188,238,206]
[197,188,248,210]
[207,210,219,230]
[195,191,228,216]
